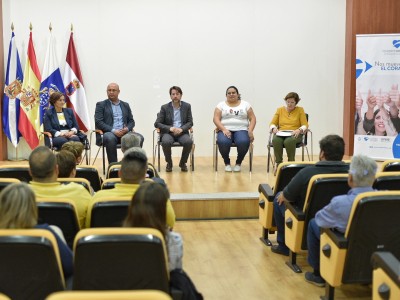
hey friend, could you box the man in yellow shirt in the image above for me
[86,147,176,228]
[29,146,91,228]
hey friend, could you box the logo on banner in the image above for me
[393,40,400,49]
[356,59,372,79]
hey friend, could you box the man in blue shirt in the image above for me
[305,154,377,287]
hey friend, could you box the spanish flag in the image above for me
[18,30,41,149]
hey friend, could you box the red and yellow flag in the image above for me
[18,31,41,149]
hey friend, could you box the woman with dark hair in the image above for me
[358,108,397,136]
[0,182,73,278]
[43,92,86,148]
[269,92,308,170]
[123,181,182,271]
[213,86,256,172]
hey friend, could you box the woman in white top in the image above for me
[213,86,256,172]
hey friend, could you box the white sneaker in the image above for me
[233,165,241,172]
[225,165,232,172]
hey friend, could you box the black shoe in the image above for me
[179,163,188,172]
[166,162,173,172]
[271,245,289,256]
[305,272,325,287]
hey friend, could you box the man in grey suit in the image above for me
[155,86,193,172]
[95,83,144,163]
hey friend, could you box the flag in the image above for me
[39,29,64,125]
[18,31,41,149]
[3,31,23,147]
[63,32,90,131]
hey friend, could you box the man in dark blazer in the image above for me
[154,86,193,172]
[95,83,144,163]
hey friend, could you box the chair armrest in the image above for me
[321,227,348,248]
[258,184,274,202]
[372,252,400,288]
[42,131,52,138]
[285,201,305,221]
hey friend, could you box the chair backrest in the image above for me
[342,191,400,283]
[107,164,121,179]
[37,198,80,248]
[0,229,65,300]
[0,165,31,182]
[88,196,131,227]
[381,159,400,172]
[101,178,121,190]
[301,174,350,249]
[57,177,92,194]
[46,290,172,300]
[373,172,400,191]
[75,165,102,192]
[273,162,315,196]
[0,178,20,192]
[73,228,169,292]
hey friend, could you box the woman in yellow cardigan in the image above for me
[269,92,308,169]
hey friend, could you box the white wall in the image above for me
[3,0,346,160]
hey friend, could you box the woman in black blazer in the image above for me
[43,92,86,149]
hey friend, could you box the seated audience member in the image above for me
[305,155,377,287]
[43,91,87,148]
[61,141,85,164]
[0,182,73,278]
[28,146,91,228]
[271,135,349,256]
[56,150,77,178]
[213,86,256,172]
[269,92,308,171]
[87,148,175,228]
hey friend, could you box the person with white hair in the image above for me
[305,154,377,287]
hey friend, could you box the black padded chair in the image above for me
[75,165,102,192]
[371,251,400,300]
[373,171,400,191]
[37,198,81,248]
[0,165,31,182]
[380,159,400,172]
[267,113,313,173]
[73,228,170,294]
[153,128,195,172]
[320,191,400,300]
[101,178,121,190]
[0,178,20,192]
[258,161,315,246]
[86,196,130,228]
[46,290,173,300]
[284,174,350,273]
[108,163,161,180]
[0,229,65,300]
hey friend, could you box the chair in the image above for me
[0,178,20,192]
[101,178,121,190]
[153,128,195,172]
[57,177,92,194]
[46,290,172,300]
[320,191,400,300]
[267,114,313,173]
[42,131,91,165]
[380,159,400,172]
[0,164,31,182]
[73,228,170,293]
[37,198,81,248]
[373,171,400,191]
[258,161,315,246]
[107,164,121,179]
[213,129,253,172]
[91,129,122,175]
[0,229,65,300]
[371,252,400,300]
[86,196,130,228]
[75,165,102,192]
[284,174,350,273]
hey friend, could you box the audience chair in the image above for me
[267,114,313,173]
[320,191,400,300]
[73,228,170,293]
[42,131,90,164]
[372,252,400,300]
[46,290,172,300]
[213,128,253,172]
[258,161,315,246]
[373,172,400,191]
[0,178,20,192]
[0,229,65,300]
[380,159,400,172]
[0,294,10,300]
[153,128,195,172]
[0,164,31,182]
[37,198,81,249]
[75,165,102,192]
[86,196,130,228]
[101,178,121,190]
[284,174,350,273]
[57,177,92,194]
[107,163,160,180]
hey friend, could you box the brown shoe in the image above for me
[166,162,173,172]
[179,163,188,172]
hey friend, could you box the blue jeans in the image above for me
[217,130,250,165]
[273,192,289,251]
[307,218,321,272]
